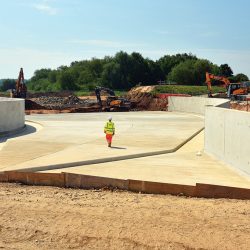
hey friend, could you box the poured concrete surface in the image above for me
[48,132,250,189]
[0,112,203,171]
[1,111,249,189]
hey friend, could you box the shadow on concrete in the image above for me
[0,124,37,144]
[111,146,127,150]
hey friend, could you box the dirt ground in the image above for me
[0,183,250,250]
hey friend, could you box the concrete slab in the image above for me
[47,132,250,189]
[1,111,249,190]
[0,112,203,171]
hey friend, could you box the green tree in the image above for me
[219,64,233,77]
[101,62,122,89]
[229,73,249,82]
[31,69,52,82]
[157,53,197,80]
[58,71,78,90]
[168,59,218,85]
[0,79,16,91]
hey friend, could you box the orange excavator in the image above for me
[205,72,248,99]
[11,68,27,98]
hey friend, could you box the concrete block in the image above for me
[7,171,28,184]
[0,98,25,134]
[129,179,196,196]
[65,173,82,188]
[0,173,8,182]
[80,174,129,190]
[26,173,65,187]
[196,183,250,200]
[128,180,143,192]
[65,173,129,190]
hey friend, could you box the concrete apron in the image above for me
[8,128,204,173]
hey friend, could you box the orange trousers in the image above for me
[106,134,113,144]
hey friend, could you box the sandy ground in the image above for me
[0,183,250,250]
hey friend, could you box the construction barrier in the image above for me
[1,171,250,200]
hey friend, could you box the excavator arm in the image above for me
[12,68,27,98]
[205,72,230,97]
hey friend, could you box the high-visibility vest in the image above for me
[104,121,115,134]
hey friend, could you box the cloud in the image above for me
[32,1,58,15]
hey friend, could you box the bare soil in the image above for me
[230,102,250,112]
[127,86,168,111]
[0,183,250,250]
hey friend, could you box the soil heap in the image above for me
[126,86,168,111]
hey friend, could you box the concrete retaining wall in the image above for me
[205,107,250,176]
[1,171,250,199]
[0,97,25,134]
[168,96,230,115]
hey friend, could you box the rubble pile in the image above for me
[27,91,74,98]
[27,95,97,110]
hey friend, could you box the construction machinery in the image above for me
[11,68,27,98]
[95,86,131,111]
[205,72,248,100]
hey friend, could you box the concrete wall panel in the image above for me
[168,96,229,115]
[205,107,250,176]
[0,97,25,133]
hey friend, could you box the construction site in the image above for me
[0,68,250,249]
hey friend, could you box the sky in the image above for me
[1,0,250,79]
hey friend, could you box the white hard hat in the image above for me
[108,116,112,121]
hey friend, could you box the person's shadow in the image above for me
[111,146,127,150]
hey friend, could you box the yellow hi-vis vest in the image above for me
[104,121,115,135]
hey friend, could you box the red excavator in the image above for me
[11,68,27,98]
[205,72,248,100]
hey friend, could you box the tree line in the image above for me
[0,52,249,92]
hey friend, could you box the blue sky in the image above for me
[1,0,250,79]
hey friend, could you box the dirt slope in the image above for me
[0,183,250,250]
[127,86,168,111]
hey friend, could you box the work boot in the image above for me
[108,143,111,147]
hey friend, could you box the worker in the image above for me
[104,116,115,147]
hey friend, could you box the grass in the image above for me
[152,85,225,96]
[0,92,9,97]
